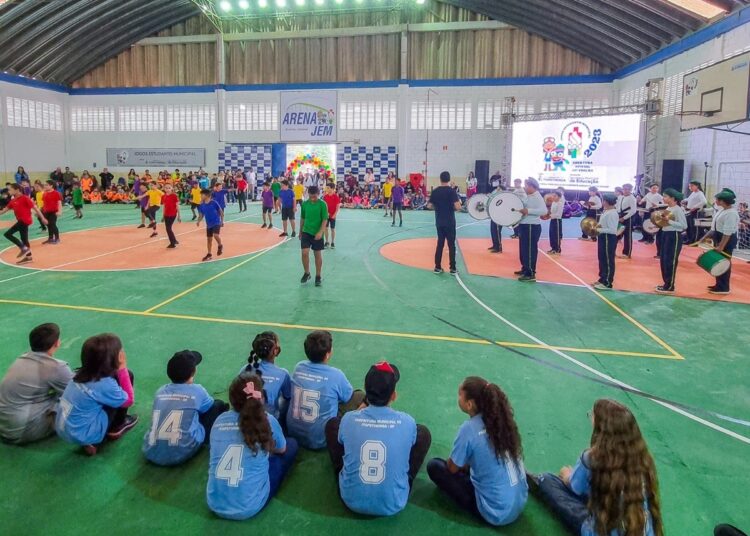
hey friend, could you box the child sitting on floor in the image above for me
[240,332,291,421]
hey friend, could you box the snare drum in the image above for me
[642,219,660,235]
[467,194,490,221]
[487,192,524,227]
[697,250,730,277]
[616,223,625,237]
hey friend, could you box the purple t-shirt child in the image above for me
[262,189,274,208]
[139,191,149,209]
[392,184,404,204]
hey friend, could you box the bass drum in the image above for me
[487,192,524,227]
[467,193,490,221]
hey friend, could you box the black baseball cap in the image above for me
[167,350,203,384]
[365,361,401,406]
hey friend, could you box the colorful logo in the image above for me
[282,103,335,138]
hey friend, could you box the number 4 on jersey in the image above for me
[147,409,183,446]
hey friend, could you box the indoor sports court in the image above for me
[0,1,749,535]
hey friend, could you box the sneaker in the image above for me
[324,242,329,248]
[546,249,555,254]
[107,414,139,440]
[513,270,524,276]
[16,247,29,259]
[526,472,541,494]
[261,223,267,229]
[518,275,536,282]
[399,222,403,227]
[291,231,296,237]
[383,213,388,217]
[449,268,457,275]
[578,237,589,241]
[50,239,60,245]
[489,248,501,253]
[391,223,396,227]
[150,232,158,238]
[301,272,311,284]
[617,254,631,259]
[217,245,223,256]
[655,286,674,294]
[266,224,272,230]
[82,444,98,457]
[593,282,611,291]
[202,254,212,262]
[315,276,322,287]
[279,232,288,237]
[653,255,660,259]
[433,268,444,274]
[137,224,145,229]
[167,244,176,249]
[41,239,51,245]
[148,222,156,229]
[511,235,519,239]
[16,255,33,265]
[191,215,197,221]
[708,288,729,295]
[330,243,335,249]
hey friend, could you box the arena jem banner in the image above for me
[511,114,641,191]
[107,148,206,168]
[280,91,338,143]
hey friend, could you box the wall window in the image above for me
[410,100,472,130]
[166,104,216,131]
[118,105,164,131]
[227,103,278,131]
[340,101,397,130]
[70,106,116,131]
[6,97,62,130]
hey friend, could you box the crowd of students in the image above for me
[6,323,748,535]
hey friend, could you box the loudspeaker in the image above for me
[475,160,490,193]
[661,159,684,192]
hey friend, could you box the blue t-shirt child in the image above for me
[55,378,127,445]
[206,410,286,520]
[450,414,528,526]
[142,383,215,466]
[569,450,655,536]
[212,189,227,209]
[199,200,222,229]
[286,361,353,449]
[279,189,295,209]
[338,405,417,516]
[238,362,292,420]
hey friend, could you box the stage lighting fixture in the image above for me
[258,0,268,6]
[295,0,305,6]
[276,0,286,7]
[238,0,249,7]
[314,0,324,5]
[219,0,232,11]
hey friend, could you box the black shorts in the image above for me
[206,225,221,237]
[263,207,273,214]
[327,218,336,229]
[392,202,403,210]
[282,207,295,221]
[384,197,391,204]
[300,232,324,251]
[190,202,199,209]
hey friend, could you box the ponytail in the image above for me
[247,331,280,377]
[228,374,273,454]
[461,376,523,461]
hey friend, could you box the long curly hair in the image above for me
[228,374,273,455]
[588,399,663,536]
[461,376,523,461]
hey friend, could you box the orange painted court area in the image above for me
[381,237,750,304]
[0,222,284,271]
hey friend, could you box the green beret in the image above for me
[663,188,683,201]
[602,193,617,205]
[715,189,736,204]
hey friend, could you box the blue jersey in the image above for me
[338,405,416,516]
[570,450,655,536]
[450,414,528,526]
[199,200,222,228]
[286,361,353,449]
[206,410,286,520]
[239,361,292,420]
[212,189,227,209]
[199,177,209,189]
[55,378,127,445]
[279,189,295,209]
[142,383,215,466]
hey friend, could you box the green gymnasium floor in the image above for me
[0,203,748,535]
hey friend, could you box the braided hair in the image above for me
[245,331,280,376]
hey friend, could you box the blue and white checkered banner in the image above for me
[218,144,272,175]
[337,145,398,180]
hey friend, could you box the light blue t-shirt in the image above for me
[338,405,417,516]
[450,414,528,526]
[55,378,127,445]
[238,361,292,420]
[206,410,286,520]
[569,450,655,536]
[142,383,215,466]
[286,361,353,449]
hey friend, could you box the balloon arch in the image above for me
[287,154,333,177]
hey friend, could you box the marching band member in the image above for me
[593,194,619,291]
[515,178,546,282]
[487,174,504,253]
[708,189,740,295]
[616,183,637,259]
[685,180,707,244]
[510,179,526,239]
[655,189,687,294]
[546,190,564,255]
[579,186,601,242]
[639,184,663,244]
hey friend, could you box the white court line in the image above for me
[0,211,260,284]
[454,273,750,445]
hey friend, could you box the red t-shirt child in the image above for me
[323,193,341,220]
[8,195,34,226]
[161,193,179,218]
[42,190,62,214]
[237,178,248,192]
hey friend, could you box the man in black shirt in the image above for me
[428,171,462,274]
[99,168,114,191]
